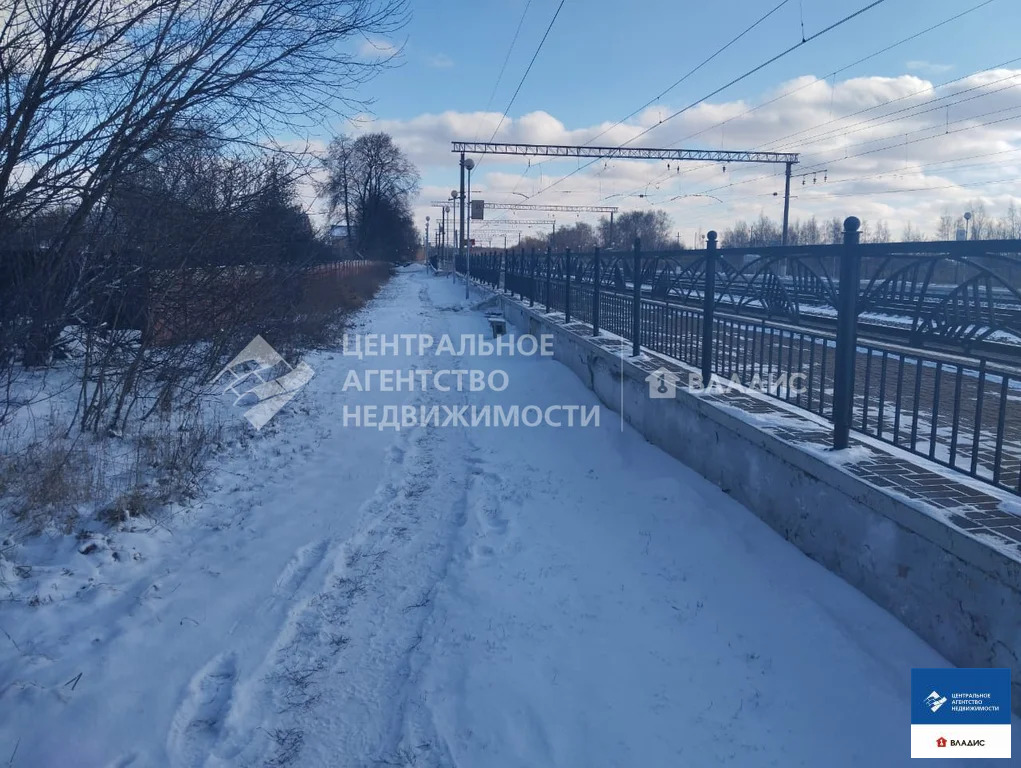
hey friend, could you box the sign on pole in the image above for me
[471,199,485,220]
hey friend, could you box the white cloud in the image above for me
[325,70,1021,242]
[427,53,454,69]
[907,60,955,75]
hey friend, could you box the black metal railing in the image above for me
[455,222,1021,495]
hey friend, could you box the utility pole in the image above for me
[440,206,446,265]
[459,151,467,267]
[449,191,458,276]
[464,158,475,299]
[781,160,793,246]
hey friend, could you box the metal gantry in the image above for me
[471,219,555,226]
[451,141,802,245]
[451,142,798,165]
[430,201,617,214]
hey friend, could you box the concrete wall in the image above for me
[498,296,1021,714]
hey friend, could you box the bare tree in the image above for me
[1,0,406,235]
[936,211,956,241]
[551,222,597,252]
[1,0,406,362]
[865,220,891,244]
[324,134,356,238]
[902,222,926,242]
[598,210,672,251]
[966,201,989,240]
[826,217,843,244]
[1003,201,1021,239]
[325,132,419,261]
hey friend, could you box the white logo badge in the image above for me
[925,690,948,713]
[212,335,314,429]
[645,367,680,399]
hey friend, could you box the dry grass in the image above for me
[0,412,227,538]
[0,261,391,543]
[283,262,392,349]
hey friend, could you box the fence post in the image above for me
[545,246,552,312]
[833,216,862,450]
[530,248,536,307]
[565,247,572,322]
[592,246,601,336]
[701,231,717,386]
[631,237,641,357]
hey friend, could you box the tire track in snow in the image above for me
[166,652,238,768]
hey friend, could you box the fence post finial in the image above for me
[701,231,718,386]
[631,238,642,356]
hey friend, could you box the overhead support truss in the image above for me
[431,201,617,214]
[451,141,798,165]
[451,140,802,245]
[471,219,555,226]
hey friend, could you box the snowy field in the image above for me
[1,264,1016,766]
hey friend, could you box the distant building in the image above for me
[329,223,354,241]
[327,223,359,259]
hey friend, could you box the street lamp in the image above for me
[964,211,973,241]
[464,157,475,299]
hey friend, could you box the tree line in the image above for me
[513,210,679,252]
[0,0,410,434]
[497,201,1021,255]
[722,201,1021,248]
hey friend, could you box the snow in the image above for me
[1,264,1017,767]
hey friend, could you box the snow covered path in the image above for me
[1,265,1014,767]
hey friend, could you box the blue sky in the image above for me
[363,0,1008,123]
[317,0,1021,244]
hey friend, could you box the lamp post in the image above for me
[964,211,972,241]
[444,206,451,266]
[464,157,475,299]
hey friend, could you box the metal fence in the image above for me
[456,219,1021,496]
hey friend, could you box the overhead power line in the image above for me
[672,0,997,150]
[581,0,793,148]
[523,0,890,201]
[507,0,841,196]
[604,1,1003,201]
[480,1,532,118]
[486,0,566,145]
